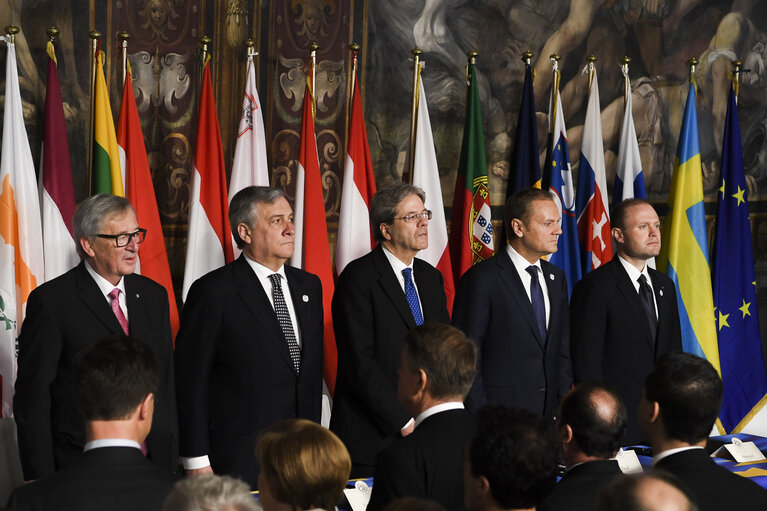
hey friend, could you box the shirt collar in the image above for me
[382,245,414,274]
[506,243,542,275]
[84,260,126,297]
[414,402,464,429]
[652,445,705,465]
[617,255,652,285]
[243,254,286,281]
[84,438,142,452]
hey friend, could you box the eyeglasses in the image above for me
[392,210,432,223]
[96,228,147,247]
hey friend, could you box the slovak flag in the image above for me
[575,70,612,274]
[614,70,647,206]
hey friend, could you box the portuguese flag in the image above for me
[449,56,493,283]
[92,49,123,196]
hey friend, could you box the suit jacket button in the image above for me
[538,387,546,392]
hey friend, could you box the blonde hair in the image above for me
[256,419,351,510]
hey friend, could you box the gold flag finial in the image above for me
[245,38,258,58]
[522,50,534,66]
[5,25,19,42]
[733,59,742,99]
[467,50,479,65]
[687,57,698,91]
[47,26,59,41]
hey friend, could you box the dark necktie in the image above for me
[269,274,301,373]
[526,266,547,339]
[402,268,424,326]
[638,274,658,340]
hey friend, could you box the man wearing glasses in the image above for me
[14,194,178,481]
[331,181,450,478]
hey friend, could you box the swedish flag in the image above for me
[657,82,719,369]
[712,84,767,433]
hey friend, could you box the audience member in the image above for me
[174,186,324,487]
[453,188,572,419]
[384,498,448,511]
[255,419,351,511]
[639,352,767,510]
[8,335,178,511]
[332,182,450,477]
[14,195,177,480]
[368,324,476,511]
[539,383,626,511]
[162,475,259,511]
[464,404,558,511]
[595,472,697,511]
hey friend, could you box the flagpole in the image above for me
[118,31,129,85]
[522,49,534,80]
[348,43,360,125]
[309,42,318,116]
[620,56,631,107]
[549,53,560,137]
[586,54,596,90]
[407,48,423,183]
[199,35,211,95]
[87,30,100,193]
[732,59,741,103]
[687,57,698,91]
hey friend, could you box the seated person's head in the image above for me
[640,352,723,445]
[256,418,351,511]
[163,474,259,511]
[73,334,159,439]
[595,471,698,511]
[464,405,558,511]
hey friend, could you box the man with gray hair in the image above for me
[331,181,450,478]
[174,186,324,488]
[14,194,178,481]
[163,475,259,511]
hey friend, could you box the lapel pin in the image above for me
[549,274,555,280]
[302,294,309,302]
[659,289,664,297]
[135,293,140,298]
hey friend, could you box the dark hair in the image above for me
[370,182,426,242]
[559,382,627,458]
[643,352,723,443]
[467,405,558,509]
[403,323,476,400]
[610,198,653,230]
[384,497,447,511]
[504,188,554,241]
[73,335,159,421]
[228,186,288,248]
[73,194,135,259]
[595,471,698,511]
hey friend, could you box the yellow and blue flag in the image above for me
[658,82,719,368]
[712,84,767,433]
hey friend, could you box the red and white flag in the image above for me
[40,40,77,281]
[0,37,44,415]
[412,77,454,312]
[229,57,269,257]
[118,67,180,337]
[336,68,376,274]
[182,59,234,300]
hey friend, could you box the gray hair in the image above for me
[73,194,135,259]
[162,475,259,511]
[370,182,425,242]
[229,186,287,249]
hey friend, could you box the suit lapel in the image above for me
[649,269,671,343]
[75,263,124,334]
[286,267,314,361]
[374,246,417,328]
[610,259,655,353]
[124,275,149,339]
[497,253,544,348]
[541,261,561,348]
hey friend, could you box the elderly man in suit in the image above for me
[640,353,767,510]
[174,186,323,488]
[14,194,177,481]
[368,323,476,511]
[453,187,572,419]
[570,198,682,443]
[9,335,179,510]
[331,181,450,478]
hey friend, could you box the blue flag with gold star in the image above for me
[712,84,767,433]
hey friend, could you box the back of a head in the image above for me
[467,404,558,509]
[256,418,351,510]
[404,323,477,400]
[595,472,698,511]
[560,382,627,459]
[163,474,259,511]
[73,334,159,421]
[644,353,723,444]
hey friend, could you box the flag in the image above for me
[118,67,180,337]
[613,72,647,206]
[545,68,581,295]
[575,71,612,274]
[449,59,493,283]
[292,77,337,402]
[657,82,718,366]
[40,40,78,281]
[336,68,376,274]
[412,76,455,312]
[229,56,269,257]
[182,59,234,300]
[92,48,123,196]
[712,84,767,434]
[0,37,45,416]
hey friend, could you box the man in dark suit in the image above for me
[14,194,177,480]
[453,187,572,418]
[331,182,450,477]
[174,186,323,488]
[571,198,682,443]
[539,383,626,511]
[640,352,767,510]
[368,323,476,511]
[8,335,178,511]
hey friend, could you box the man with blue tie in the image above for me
[453,187,573,419]
[331,182,450,478]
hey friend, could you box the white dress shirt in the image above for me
[84,438,142,452]
[652,445,705,465]
[413,402,465,429]
[505,244,551,327]
[84,261,128,321]
[617,255,658,319]
[381,245,424,313]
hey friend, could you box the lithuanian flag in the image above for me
[92,49,123,196]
